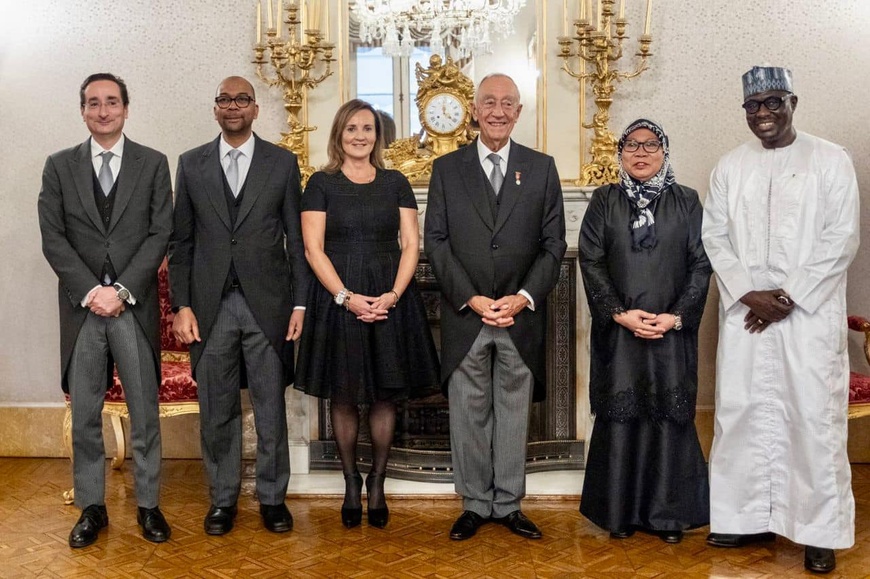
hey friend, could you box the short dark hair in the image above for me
[80,73,129,108]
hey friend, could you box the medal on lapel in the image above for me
[515,171,521,185]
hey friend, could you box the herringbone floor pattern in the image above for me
[0,459,868,578]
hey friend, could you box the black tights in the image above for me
[331,400,396,509]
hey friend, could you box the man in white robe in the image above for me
[702,66,859,575]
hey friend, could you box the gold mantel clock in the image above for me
[384,54,476,184]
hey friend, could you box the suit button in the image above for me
[491,244,499,250]
[231,239,237,245]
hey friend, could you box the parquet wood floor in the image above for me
[0,459,868,578]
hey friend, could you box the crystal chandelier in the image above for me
[351,0,526,57]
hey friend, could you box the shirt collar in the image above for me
[477,138,511,167]
[219,133,256,159]
[90,134,125,160]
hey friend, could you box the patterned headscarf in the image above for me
[617,118,675,251]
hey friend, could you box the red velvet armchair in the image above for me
[848,316,870,419]
[63,261,198,503]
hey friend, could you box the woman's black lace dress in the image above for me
[578,183,712,533]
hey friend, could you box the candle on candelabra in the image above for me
[644,0,653,34]
[596,0,602,30]
[562,0,568,36]
[276,2,281,39]
[579,0,586,21]
[618,0,625,19]
[257,1,262,42]
[323,0,329,41]
[267,0,273,28]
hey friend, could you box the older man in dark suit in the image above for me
[38,73,173,548]
[425,73,566,541]
[169,76,312,536]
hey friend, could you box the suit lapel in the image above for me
[199,136,232,231]
[234,135,273,231]
[107,138,143,234]
[493,140,529,235]
[459,140,494,231]
[70,138,104,232]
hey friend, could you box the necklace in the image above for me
[343,165,376,184]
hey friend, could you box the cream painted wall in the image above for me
[1,1,869,419]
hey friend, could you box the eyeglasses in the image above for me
[215,95,255,109]
[623,139,662,153]
[741,94,792,114]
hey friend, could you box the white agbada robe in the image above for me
[702,132,859,549]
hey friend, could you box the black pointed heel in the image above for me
[341,471,363,528]
[366,471,389,529]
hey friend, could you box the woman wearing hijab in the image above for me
[578,119,712,543]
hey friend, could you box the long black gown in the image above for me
[578,182,711,533]
[294,169,440,405]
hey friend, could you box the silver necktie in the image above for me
[487,152,504,194]
[226,149,242,196]
[98,151,114,196]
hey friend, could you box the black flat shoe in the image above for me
[341,471,363,528]
[449,510,487,540]
[659,530,683,544]
[204,504,237,536]
[137,506,171,543]
[260,503,293,533]
[609,529,635,539]
[366,472,389,528]
[493,510,542,540]
[706,531,776,548]
[805,546,836,574]
[69,504,108,548]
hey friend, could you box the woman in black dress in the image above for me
[578,119,711,543]
[295,100,440,529]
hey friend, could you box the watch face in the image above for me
[424,93,465,135]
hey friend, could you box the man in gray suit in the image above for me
[425,73,566,541]
[169,76,312,535]
[38,73,173,548]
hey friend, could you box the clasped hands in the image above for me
[172,307,307,344]
[345,291,398,324]
[613,310,676,339]
[468,294,529,328]
[86,286,125,318]
[739,289,794,334]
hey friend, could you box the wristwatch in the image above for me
[334,288,350,307]
[113,283,131,302]
[672,314,683,331]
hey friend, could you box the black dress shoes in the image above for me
[658,530,683,544]
[805,546,836,574]
[69,504,108,548]
[494,510,542,540]
[260,503,294,533]
[204,505,237,536]
[609,528,635,539]
[138,506,171,543]
[449,510,487,541]
[706,532,776,548]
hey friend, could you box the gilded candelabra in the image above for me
[253,1,335,183]
[558,0,653,186]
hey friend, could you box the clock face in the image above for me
[423,93,466,135]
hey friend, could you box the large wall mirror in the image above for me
[340,0,544,149]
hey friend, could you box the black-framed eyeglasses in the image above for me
[215,95,255,109]
[623,139,662,153]
[742,94,792,114]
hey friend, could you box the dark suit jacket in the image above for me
[168,134,312,385]
[424,139,567,401]
[38,137,173,392]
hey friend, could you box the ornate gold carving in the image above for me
[253,3,335,185]
[384,54,477,186]
[557,0,654,186]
